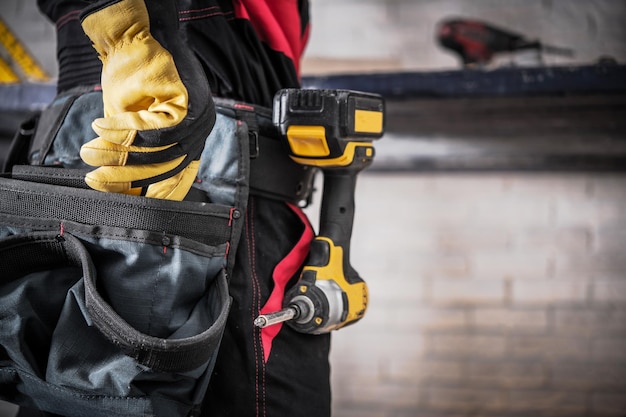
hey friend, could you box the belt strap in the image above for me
[250,135,316,205]
[6,97,316,206]
[214,98,316,206]
[1,171,233,249]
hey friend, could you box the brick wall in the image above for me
[304,172,626,417]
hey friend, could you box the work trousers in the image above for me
[203,196,331,417]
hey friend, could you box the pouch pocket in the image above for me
[28,85,103,168]
[0,176,239,417]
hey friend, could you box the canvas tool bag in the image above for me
[0,88,260,417]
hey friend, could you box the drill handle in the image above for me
[314,169,359,281]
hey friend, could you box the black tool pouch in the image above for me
[0,93,252,417]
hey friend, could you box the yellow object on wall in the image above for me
[0,17,50,83]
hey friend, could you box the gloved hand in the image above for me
[79,0,214,200]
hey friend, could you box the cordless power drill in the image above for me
[254,89,385,334]
[437,18,574,66]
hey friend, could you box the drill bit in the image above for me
[254,307,298,328]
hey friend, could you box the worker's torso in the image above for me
[37,0,309,106]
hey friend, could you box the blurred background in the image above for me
[1,0,626,416]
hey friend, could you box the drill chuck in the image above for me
[254,297,315,329]
[253,269,360,334]
[254,307,298,328]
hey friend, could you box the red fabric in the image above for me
[259,203,314,362]
[231,0,309,75]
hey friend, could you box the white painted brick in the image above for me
[508,390,587,415]
[333,379,422,410]
[427,334,507,359]
[553,308,626,336]
[553,250,626,281]
[470,251,551,281]
[588,174,626,200]
[590,392,626,416]
[331,327,425,367]
[466,199,554,229]
[424,387,507,413]
[555,199,626,229]
[591,339,626,364]
[512,226,592,254]
[424,175,510,199]
[593,226,626,254]
[414,359,465,385]
[408,253,471,279]
[592,280,626,304]
[365,267,427,304]
[471,308,549,334]
[363,304,467,333]
[551,363,626,391]
[508,336,590,361]
[352,220,433,255]
[434,227,511,255]
[431,279,504,305]
[307,172,625,417]
[466,361,546,389]
[381,357,466,387]
[401,200,475,230]
[332,404,386,417]
[413,307,469,331]
[512,280,589,304]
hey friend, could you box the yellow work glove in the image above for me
[79,0,214,200]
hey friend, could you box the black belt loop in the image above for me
[248,131,259,159]
[3,113,40,173]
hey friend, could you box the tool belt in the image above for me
[0,87,309,416]
[9,87,315,206]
